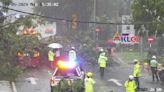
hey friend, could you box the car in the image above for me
[50,59,85,92]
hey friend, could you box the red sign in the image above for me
[148,37,155,44]
[95,27,101,32]
[113,33,140,44]
[45,27,53,34]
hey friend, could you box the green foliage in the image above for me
[0,16,41,80]
[96,14,111,40]
[119,51,147,62]
[0,63,23,81]
[72,79,83,92]
[0,0,12,12]
[131,0,164,36]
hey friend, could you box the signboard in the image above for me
[95,27,101,32]
[148,37,155,44]
[121,15,135,36]
[35,22,56,39]
[113,33,140,44]
[148,36,155,47]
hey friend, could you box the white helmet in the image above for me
[100,48,104,52]
[71,46,75,49]
[129,75,134,80]
[152,56,156,59]
[133,59,138,62]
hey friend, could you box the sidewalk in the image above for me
[0,81,14,92]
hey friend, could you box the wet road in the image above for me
[15,62,164,92]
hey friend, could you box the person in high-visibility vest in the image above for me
[98,52,108,79]
[133,59,141,90]
[85,72,95,92]
[69,46,77,62]
[125,75,137,92]
[48,50,55,69]
[150,56,159,82]
[50,76,55,92]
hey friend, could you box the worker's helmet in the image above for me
[71,46,75,49]
[100,48,104,52]
[133,59,139,64]
[152,56,156,59]
[129,75,134,80]
[133,59,138,62]
[87,72,93,77]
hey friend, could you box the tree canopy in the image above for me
[131,0,164,37]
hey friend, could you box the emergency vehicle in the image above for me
[48,43,85,92]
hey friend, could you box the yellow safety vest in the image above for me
[98,55,107,67]
[125,80,136,92]
[85,78,95,92]
[133,63,141,77]
[48,51,55,61]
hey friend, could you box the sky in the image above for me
[8,0,35,15]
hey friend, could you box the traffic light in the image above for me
[71,14,78,30]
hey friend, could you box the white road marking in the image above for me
[26,77,38,85]
[108,78,122,86]
[0,81,12,92]
[11,82,17,92]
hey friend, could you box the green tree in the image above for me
[96,14,111,41]
[131,0,164,36]
[0,15,41,81]
[0,0,12,12]
[131,0,164,55]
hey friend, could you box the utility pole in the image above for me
[140,25,145,60]
[93,0,96,41]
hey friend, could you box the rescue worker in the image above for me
[50,76,55,92]
[48,49,55,69]
[133,59,141,90]
[85,72,95,92]
[150,56,159,82]
[69,46,77,62]
[125,75,137,92]
[98,52,108,79]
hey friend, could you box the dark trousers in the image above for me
[151,67,159,81]
[100,67,105,79]
[50,86,53,92]
[134,77,140,89]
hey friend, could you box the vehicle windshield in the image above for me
[55,68,78,77]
